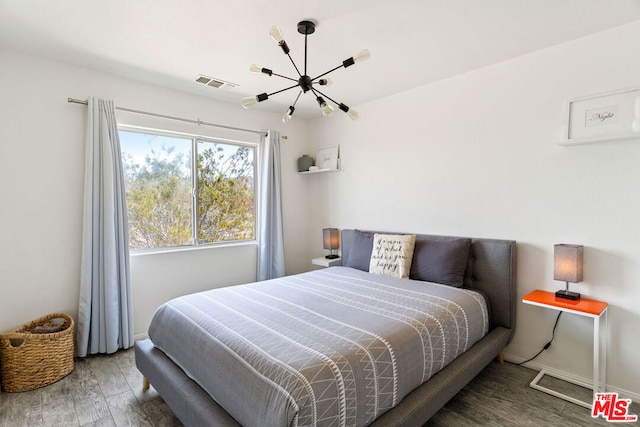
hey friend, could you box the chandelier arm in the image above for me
[285,53,303,77]
[311,87,340,107]
[270,72,299,83]
[292,90,303,107]
[267,83,300,97]
[311,64,344,82]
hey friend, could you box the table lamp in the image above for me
[323,228,340,259]
[554,244,583,300]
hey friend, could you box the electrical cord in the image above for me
[516,311,562,366]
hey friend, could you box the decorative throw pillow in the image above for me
[345,230,375,271]
[369,234,416,278]
[409,238,472,287]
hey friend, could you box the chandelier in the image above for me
[241,20,370,123]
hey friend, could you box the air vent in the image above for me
[208,79,224,88]
[195,75,238,91]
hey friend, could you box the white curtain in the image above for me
[77,97,134,357]
[257,130,285,280]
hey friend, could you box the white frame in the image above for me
[118,125,259,252]
[562,87,640,145]
[316,145,340,170]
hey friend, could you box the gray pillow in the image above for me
[410,238,471,287]
[345,230,374,271]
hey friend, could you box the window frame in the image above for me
[118,125,260,253]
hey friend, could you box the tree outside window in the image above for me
[120,130,255,251]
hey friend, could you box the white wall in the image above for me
[308,21,640,397]
[0,50,314,337]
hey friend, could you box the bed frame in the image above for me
[135,230,516,426]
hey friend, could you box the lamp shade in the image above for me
[323,228,340,250]
[554,244,583,283]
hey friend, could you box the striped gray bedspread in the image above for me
[148,266,489,427]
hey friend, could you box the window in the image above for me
[119,129,256,251]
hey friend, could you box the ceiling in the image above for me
[2,0,640,119]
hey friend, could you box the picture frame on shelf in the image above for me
[562,87,640,145]
[316,145,340,170]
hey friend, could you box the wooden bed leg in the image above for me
[142,377,150,392]
[496,352,504,364]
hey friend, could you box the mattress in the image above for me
[148,266,489,427]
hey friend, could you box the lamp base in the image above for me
[325,254,339,259]
[555,289,581,300]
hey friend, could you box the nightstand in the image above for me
[522,290,608,409]
[311,257,342,268]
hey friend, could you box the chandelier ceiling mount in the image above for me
[241,20,370,123]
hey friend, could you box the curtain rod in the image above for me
[67,97,269,137]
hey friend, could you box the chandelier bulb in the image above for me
[318,78,333,86]
[347,109,360,121]
[316,96,334,116]
[250,64,272,76]
[241,93,268,109]
[282,106,295,123]
[354,49,371,63]
[269,26,284,43]
[322,103,334,117]
[343,49,371,68]
[339,103,360,120]
[241,96,258,109]
[270,25,290,53]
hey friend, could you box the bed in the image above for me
[135,229,516,426]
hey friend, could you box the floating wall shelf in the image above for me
[298,168,340,175]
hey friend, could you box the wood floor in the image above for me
[427,361,639,427]
[0,347,181,427]
[0,347,637,426]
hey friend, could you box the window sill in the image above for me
[130,240,258,257]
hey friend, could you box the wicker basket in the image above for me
[0,313,75,392]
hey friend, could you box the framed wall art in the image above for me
[316,145,340,170]
[562,87,640,145]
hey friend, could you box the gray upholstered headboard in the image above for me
[340,230,517,334]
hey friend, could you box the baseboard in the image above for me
[134,332,149,341]
[503,352,640,403]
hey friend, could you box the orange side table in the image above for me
[522,290,608,409]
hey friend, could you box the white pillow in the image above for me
[369,234,416,278]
